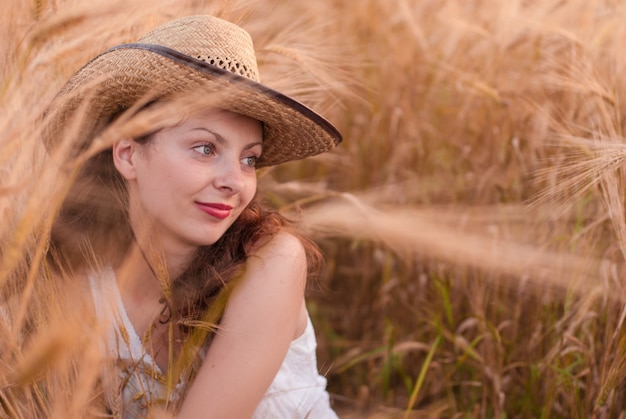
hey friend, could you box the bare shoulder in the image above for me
[250,230,306,264]
[245,230,308,288]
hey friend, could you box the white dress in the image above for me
[89,267,338,418]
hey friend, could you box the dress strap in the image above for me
[88,267,161,373]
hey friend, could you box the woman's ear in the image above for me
[112,138,138,180]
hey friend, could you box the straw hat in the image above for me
[43,15,342,167]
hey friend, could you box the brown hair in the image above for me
[48,133,323,329]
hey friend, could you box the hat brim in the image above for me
[44,43,342,168]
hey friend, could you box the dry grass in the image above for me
[2,0,626,417]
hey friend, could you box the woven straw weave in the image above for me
[43,15,341,168]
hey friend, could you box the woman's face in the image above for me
[118,109,262,255]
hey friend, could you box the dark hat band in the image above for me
[103,43,342,143]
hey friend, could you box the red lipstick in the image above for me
[195,202,233,220]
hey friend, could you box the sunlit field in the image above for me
[2,0,626,417]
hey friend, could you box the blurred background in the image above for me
[3,0,626,417]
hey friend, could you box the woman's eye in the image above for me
[192,144,215,155]
[241,156,257,167]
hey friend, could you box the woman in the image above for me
[42,15,341,418]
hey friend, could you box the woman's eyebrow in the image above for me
[191,127,225,145]
[243,140,263,151]
[193,127,262,150]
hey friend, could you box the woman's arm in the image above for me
[176,230,309,419]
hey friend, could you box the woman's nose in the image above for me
[212,158,244,194]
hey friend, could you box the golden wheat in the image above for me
[3,0,626,417]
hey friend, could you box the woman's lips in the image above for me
[195,202,233,220]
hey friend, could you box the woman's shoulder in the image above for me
[236,230,309,299]
[249,229,307,266]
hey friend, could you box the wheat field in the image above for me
[2,0,626,418]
